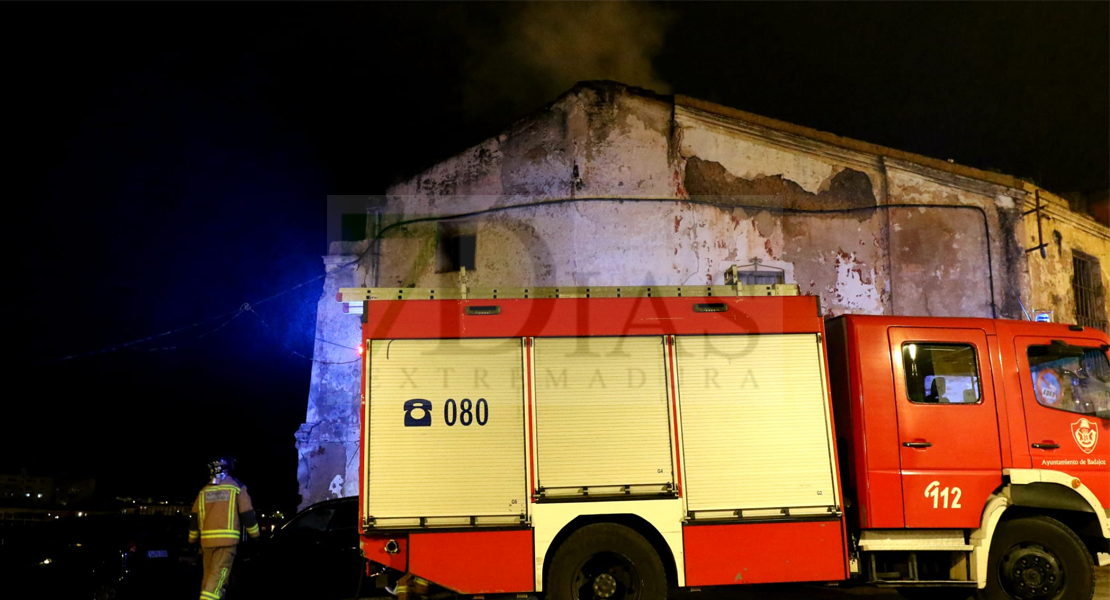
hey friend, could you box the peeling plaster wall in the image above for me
[884,165,1026,318]
[678,119,847,197]
[390,202,807,289]
[294,249,366,509]
[679,111,889,318]
[679,152,889,317]
[389,85,679,219]
[300,81,1087,507]
[1024,191,1110,327]
[380,85,683,292]
[675,108,1029,320]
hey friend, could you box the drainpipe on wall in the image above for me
[878,155,894,316]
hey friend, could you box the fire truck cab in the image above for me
[337,280,1109,600]
[827,315,1110,598]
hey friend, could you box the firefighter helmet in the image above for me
[207,456,237,479]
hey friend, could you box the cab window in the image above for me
[902,343,982,404]
[1027,343,1110,415]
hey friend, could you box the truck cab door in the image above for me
[888,327,1003,528]
[1014,336,1110,509]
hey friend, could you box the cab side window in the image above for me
[1027,344,1110,415]
[902,343,982,404]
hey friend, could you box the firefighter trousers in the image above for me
[200,545,237,600]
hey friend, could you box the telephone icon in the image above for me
[404,399,432,427]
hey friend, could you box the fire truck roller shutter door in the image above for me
[533,336,675,495]
[367,338,527,522]
[676,334,838,513]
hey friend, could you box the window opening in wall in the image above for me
[436,221,477,273]
[339,213,368,242]
[1072,251,1107,332]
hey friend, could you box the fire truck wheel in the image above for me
[547,523,666,600]
[984,515,1094,600]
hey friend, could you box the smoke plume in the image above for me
[461,2,673,125]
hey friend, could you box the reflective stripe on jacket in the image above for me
[188,476,261,547]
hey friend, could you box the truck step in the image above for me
[860,529,973,552]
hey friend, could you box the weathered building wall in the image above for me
[294,249,367,507]
[1024,189,1110,328]
[377,85,685,291]
[676,106,891,317]
[883,163,1028,319]
[297,81,1104,507]
[379,83,1030,315]
[674,102,1029,319]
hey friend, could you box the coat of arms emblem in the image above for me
[1071,418,1099,454]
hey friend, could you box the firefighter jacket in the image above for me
[188,475,261,547]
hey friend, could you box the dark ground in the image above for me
[679,566,1109,599]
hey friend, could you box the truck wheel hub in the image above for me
[593,573,618,599]
[1000,545,1063,599]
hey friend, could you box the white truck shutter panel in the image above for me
[677,334,837,514]
[533,336,674,494]
[366,338,526,522]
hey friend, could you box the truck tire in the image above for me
[547,523,666,600]
[984,515,1094,600]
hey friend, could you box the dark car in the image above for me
[0,513,197,599]
[236,496,370,600]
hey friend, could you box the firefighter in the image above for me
[188,456,261,600]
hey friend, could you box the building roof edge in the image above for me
[674,94,1032,194]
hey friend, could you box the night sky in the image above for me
[11,3,1108,514]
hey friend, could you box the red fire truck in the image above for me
[337,279,1109,600]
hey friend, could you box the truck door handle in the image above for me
[902,441,932,448]
[1032,443,1060,450]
